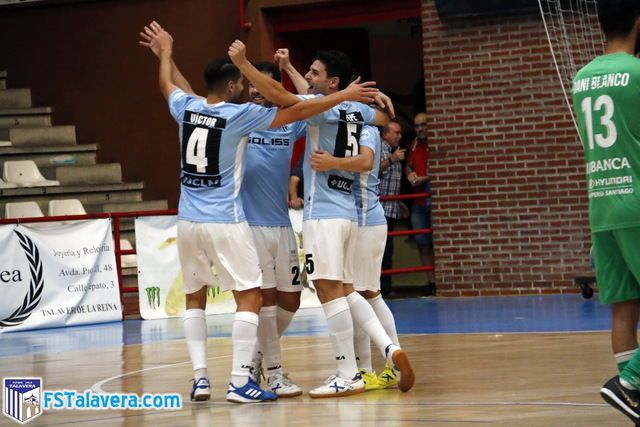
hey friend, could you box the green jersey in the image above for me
[572,53,640,232]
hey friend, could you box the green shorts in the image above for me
[592,227,640,304]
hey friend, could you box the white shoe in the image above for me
[267,372,303,398]
[308,374,365,399]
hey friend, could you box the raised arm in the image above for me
[275,48,309,95]
[269,79,379,128]
[169,59,196,95]
[140,22,198,96]
[139,21,179,99]
[229,40,300,107]
[310,147,374,173]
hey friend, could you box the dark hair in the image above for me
[598,0,640,38]
[203,58,241,93]
[253,61,281,82]
[313,50,352,90]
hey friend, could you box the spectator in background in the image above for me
[405,112,436,295]
[379,120,406,296]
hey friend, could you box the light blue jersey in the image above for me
[241,121,306,226]
[168,89,277,223]
[299,95,377,221]
[353,126,386,226]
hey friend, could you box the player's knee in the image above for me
[277,291,300,312]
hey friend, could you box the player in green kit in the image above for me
[572,0,640,422]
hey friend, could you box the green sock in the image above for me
[616,349,637,374]
[620,348,640,388]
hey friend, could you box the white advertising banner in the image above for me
[135,214,320,320]
[0,219,122,333]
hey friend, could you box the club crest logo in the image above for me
[3,378,42,424]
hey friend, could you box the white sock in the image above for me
[368,294,400,346]
[183,309,208,377]
[615,349,637,366]
[322,297,358,380]
[346,292,393,361]
[231,311,259,388]
[194,368,208,381]
[258,305,282,377]
[276,306,296,336]
[353,322,372,372]
[620,377,637,390]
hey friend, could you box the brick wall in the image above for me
[421,0,591,296]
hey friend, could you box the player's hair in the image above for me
[313,50,352,90]
[203,59,242,93]
[598,0,640,39]
[254,61,282,82]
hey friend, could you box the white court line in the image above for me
[91,342,327,394]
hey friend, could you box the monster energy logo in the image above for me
[207,287,221,298]
[145,286,161,309]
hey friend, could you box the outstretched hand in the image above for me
[342,77,379,104]
[139,21,173,58]
[228,40,248,67]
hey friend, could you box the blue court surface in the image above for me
[0,294,611,358]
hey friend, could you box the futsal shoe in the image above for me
[267,372,303,397]
[358,369,383,391]
[226,378,278,403]
[385,345,415,392]
[600,375,640,424]
[309,373,365,398]
[190,377,211,401]
[376,364,399,389]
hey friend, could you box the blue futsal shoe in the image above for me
[226,378,278,403]
[190,377,211,401]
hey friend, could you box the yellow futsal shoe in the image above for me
[359,369,383,391]
[376,364,398,389]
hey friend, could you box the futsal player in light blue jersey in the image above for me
[310,124,414,393]
[141,22,379,404]
[319,125,412,391]
[232,42,413,397]
[241,61,306,397]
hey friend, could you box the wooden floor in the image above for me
[1,331,629,426]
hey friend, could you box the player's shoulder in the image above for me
[211,102,262,120]
[360,125,380,149]
[361,124,379,138]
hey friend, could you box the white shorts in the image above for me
[353,224,387,292]
[250,225,300,292]
[303,219,357,283]
[177,220,262,294]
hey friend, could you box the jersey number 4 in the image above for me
[182,123,223,175]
